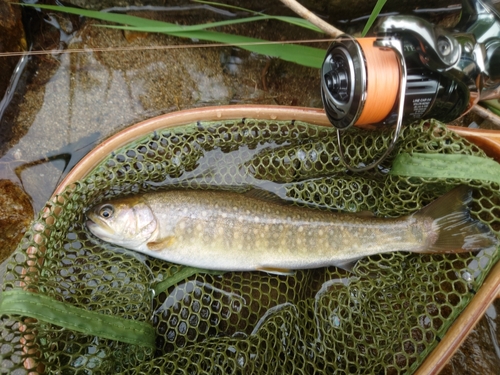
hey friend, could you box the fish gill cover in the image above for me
[0,118,499,374]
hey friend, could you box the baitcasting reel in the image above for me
[321,0,500,171]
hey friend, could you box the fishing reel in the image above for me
[321,0,500,171]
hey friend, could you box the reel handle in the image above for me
[321,0,500,172]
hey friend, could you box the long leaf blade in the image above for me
[193,0,323,32]
[18,3,327,68]
[361,0,387,37]
[18,3,172,27]
[97,15,272,33]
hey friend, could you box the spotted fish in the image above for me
[86,186,497,274]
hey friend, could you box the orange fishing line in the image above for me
[356,37,400,125]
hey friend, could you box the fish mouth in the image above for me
[86,213,114,240]
[86,219,97,230]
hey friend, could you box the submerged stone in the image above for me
[0,1,26,99]
[0,179,33,263]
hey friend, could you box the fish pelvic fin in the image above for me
[415,185,498,253]
[147,236,175,251]
[257,267,296,276]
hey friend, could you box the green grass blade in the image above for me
[483,99,500,116]
[166,30,325,68]
[193,0,323,32]
[97,15,272,33]
[18,3,167,27]
[17,3,326,68]
[193,0,262,14]
[361,0,387,37]
[269,16,323,32]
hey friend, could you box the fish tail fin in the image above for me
[414,185,498,253]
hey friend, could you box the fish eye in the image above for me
[99,205,114,219]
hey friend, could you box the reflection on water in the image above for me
[0,6,323,212]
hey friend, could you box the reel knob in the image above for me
[321,35,366,130]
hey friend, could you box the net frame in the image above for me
[9,105,500,374]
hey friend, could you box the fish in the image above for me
[85,186,497,274]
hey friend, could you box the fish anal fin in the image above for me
[257,267,295,276]
[331,260,359,273]
[147,236,175,251]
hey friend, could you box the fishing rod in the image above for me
[0,38,337,58]
[321,0,500,171]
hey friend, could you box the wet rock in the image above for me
[0,1,26,99]
[0,179,33,263]
[440,299,500,375]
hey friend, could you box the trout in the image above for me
[86,186,497,274]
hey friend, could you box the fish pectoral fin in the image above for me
[147,236,175,251]
[257,267,296,276]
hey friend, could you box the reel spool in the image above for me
[321,36,401,129]
[321,35,407,172]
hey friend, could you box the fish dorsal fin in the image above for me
[352,210,375,218]
[244,189,287,205]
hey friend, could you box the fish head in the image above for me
[86,196,157,249]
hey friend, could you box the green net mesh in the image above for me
[0,118,499,374]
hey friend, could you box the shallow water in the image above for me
[0,3,324,212]
[0,1,499,374]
